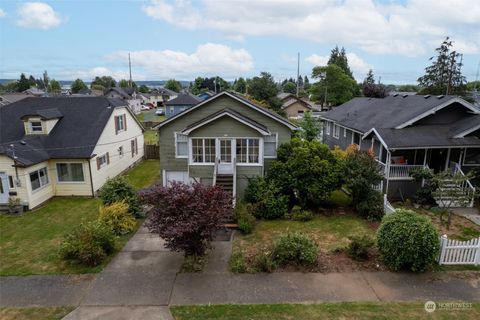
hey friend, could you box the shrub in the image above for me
[289,205,313,222]
[60,220,116,267]
[347,235,375,260]
[244,178,288,220]
[355,190,384,221]
[98,176,141,217]
[234,202,256,234]
[254,250,276,273]
[268,139,344,207]
[230,252,247,273]
[140,182,232,256]
[273,232,318,266]
[98,201,136,235]
[377,209,440,272]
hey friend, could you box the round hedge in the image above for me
[377,209,439,272]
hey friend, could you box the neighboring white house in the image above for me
[0,97,144,210]
[104,87,142,114]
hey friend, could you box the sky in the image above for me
[0,0,479,84]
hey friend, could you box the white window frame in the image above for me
[264,133,278,158]
[236,138,261,165]
[344,127,347,138]
[117,115,125,131]
[29,167,49,192]
[56,163,85,183]
[175,132,188,158]
[325,121,331,135]
[333,124,340,139]
[30,121,43,133]
[189,138,216,164]
[98,154,108,169]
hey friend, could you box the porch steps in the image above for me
[215,174,234,194]
[435,184,474,208]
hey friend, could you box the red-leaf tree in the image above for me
[140,182,233,256]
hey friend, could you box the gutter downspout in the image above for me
[88,158,95,198]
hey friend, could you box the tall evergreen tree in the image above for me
[233,77,247,94]
[362,69,386,98]
[328,46,353,79]
[18,73,31,92]
[417,37,466,95]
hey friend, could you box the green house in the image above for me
[155,91,297,198]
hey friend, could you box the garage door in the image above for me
[164,171,189,186]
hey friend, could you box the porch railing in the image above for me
[388,164,427,179]
[452,163,476,208]
[213,157,219,186]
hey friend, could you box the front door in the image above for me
[0,173,9,204]
[218,139,234,174]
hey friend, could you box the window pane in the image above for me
[70,164,84,181]
[220,140,231,162]
[205,139,216,163]
[236,139,247,163]
[57,164,69,181]
[264,134,277,157]
[30,171,40,190]
[39,168,48,185]
[177,142,188,156]
[192,139,203,162]
[248,139,259,163]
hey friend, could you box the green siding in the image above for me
[158,94,293,196]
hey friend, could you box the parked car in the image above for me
[155,108,165,115]
[141,105,150,111]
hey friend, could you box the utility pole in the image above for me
[296,52,300,97]
[128,53,132,88]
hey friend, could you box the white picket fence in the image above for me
[438,235,480,265]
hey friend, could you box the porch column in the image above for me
[423,148,428,166]
[413,149,418,164]
[444,148,451,171]
[385,151,391,195]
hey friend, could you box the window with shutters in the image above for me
[97,153,109,170]
[114,114,127,134]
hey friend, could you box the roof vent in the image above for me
[20,140,26,145]
[424,95,431,99]
[402,94,408,98]
[437,95,444,99]
[393,93,399,97]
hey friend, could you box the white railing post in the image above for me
[439,234,448,264]
[475,238,480,266]
[213,157,218,186]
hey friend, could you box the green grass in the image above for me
[0,307,74,320]
[124,160,161,189]
[329,189,352,206]
[144,129,158,144]
[0,197,140,276]
[171,303,480,320]
[136,110,165,123]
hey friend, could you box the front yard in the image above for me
[0,160,159,276]
[0,307,74,320]
[171,302,480,320]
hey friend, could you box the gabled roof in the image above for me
[282,97,312,110]
[0,97,133,166]
[182,108,270,135]
[105,87,138,99]
[277,92,294,101]
[155,91,297,131]
[165,92,201,106]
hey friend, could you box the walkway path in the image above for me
[452,207,480,226]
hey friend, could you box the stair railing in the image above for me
[232,157,237,207]
[453,162,476,207]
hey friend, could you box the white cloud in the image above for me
[0,8,6,18]
[16,2,62,29]
[306,53,372,80]
[142,0,480,56]
[105,43,254,79]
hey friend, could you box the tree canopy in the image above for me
[362,69,387,98]
[328,46,354,79]
[91,76,116,90]
[118,79,137,88]
[282,81,297,94]
[164,79,182,93]
[310,64,358,106]
[70,78,88,93]
[48,79,61,93]
[417,37,466,95]
[233,77,247,94]
[298,111,322,141]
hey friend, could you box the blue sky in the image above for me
[0,0,479,84]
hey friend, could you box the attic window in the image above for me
[30,121,43,132]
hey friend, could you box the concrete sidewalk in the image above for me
[170,271,480,305]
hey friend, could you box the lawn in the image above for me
[144,129,158,144]
[0,307,74,320]
[171,302,480,320]
[124,160,160,189]
[136,109,165,123]
[0,160,157,276]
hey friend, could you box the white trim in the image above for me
[154,91,297,131]
[333,124,340,139]
[321,117,364,134]
[325,121,331,135]
[362,128,389,150]
[343,127,347,138]
[395,97,480,129]
[182,111,270,135]
[454,123,480,138]
[264,132,278,159]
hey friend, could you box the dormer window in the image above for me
[30,121,43,132]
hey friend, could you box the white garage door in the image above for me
[164,171,189,186]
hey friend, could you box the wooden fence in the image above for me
[438,235,480,265]
[144,144,160,159]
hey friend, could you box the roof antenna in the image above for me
[128,53,133,88]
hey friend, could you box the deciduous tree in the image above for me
[164,79,182,93]
[70,78,88,93]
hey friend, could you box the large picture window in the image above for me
[236,138,260,164]
[57,163,84,182]
[191,138,216,163]
[30,167,49,191]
